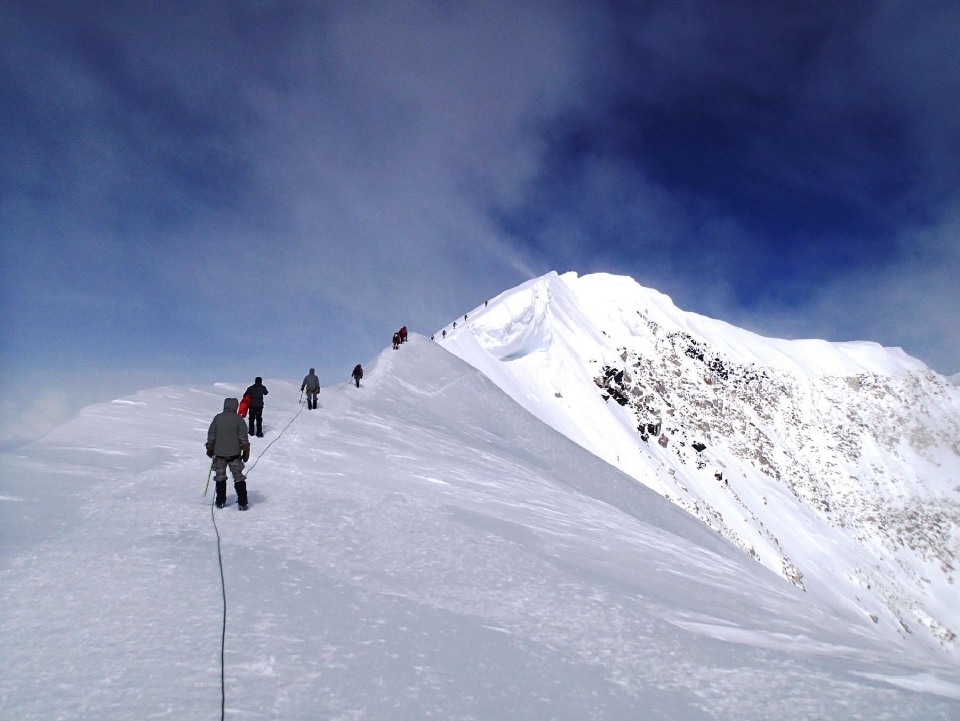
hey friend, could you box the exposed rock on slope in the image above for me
[441,271,960,655]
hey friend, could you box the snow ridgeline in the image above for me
[3,336,960,718]
[441,271,960,656]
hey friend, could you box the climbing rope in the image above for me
[245,399,305,475]
[205,375,360,714]
[209,495,227,721]
[206,397,305,720]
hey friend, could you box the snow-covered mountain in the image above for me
[441,271,960,656]
[4,337,960,718]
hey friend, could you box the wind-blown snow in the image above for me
[3,336,959,718]
[442,271,960,658]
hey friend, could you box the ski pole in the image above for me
[203,459,215,496]
[299,389,303,404]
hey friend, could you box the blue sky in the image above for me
[2,0,958,446]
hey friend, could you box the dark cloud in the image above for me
[520,3,943,244]
[497,0,959,365]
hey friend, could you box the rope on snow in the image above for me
[210,495,227,721]
[207,397,305,719]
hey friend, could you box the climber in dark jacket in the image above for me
[244,377,268,437]
[206,397,250,510]
[301,368,321,410]
[352,364,363,388]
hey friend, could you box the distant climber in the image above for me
[392,333,401,350]
[206,397,250,510]
[244,377,269,437]
[452,321,456,329]
[301,368,321,410]
[352,364,363,388]
[399,326,408,344]
[464,314,468,321]
[442,330,446,339]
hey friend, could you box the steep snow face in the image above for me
[8,338,960,718]
[442,271,960,656]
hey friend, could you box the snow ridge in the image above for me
[441,271,960,655]
[3,330,960,717]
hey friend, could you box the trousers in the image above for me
[248,407,263,435]
[213,455,248,506]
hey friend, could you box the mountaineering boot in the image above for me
[215,481,227,508]
[235,480,249,511]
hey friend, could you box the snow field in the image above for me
[2,335,959,718]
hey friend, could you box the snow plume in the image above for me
[442,271,960,656]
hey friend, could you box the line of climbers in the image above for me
[207,376,270,510]
[205,360,366,512]
[208,319,429,511]
[430,299,491,341]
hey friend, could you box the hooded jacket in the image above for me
[301,372,320,392]
[207,398,250,458]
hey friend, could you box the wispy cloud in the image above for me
[2,1,958,447]
[0,1,590,444]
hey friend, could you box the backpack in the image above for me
[238,393,251,418]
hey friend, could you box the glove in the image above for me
[205,441,215,458]
[241,444,250,463]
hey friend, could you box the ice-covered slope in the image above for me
[4,337,959,719]
[441,271,960,655]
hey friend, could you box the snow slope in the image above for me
[441,271,960,657]
[3,336,959,719]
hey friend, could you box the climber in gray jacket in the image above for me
[206,397,250,510]
[301,368,321,410]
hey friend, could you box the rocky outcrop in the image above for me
[592,311,960,644]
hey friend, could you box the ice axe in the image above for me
[203,459,215,496]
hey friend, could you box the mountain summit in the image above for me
[441,271,960,653]
[3,276,960,718]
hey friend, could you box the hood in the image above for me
[223,397,239,412]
